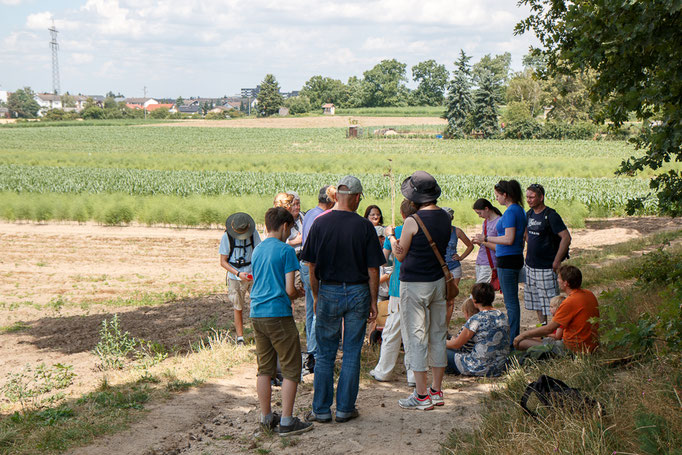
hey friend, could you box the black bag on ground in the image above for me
[519,375,602,418]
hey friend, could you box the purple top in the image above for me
[475,217,500,266]
[301,206,325,247]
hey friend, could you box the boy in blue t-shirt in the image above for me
[250,207,313,437]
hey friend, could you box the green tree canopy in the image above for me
[472,52,511,87]
[472,71,500,138]
[444,50,474,138]
[506,69,546,118]
[256,74,284,117]
[300,76,348,108]
[361,59,408,107]
[7,87,40,118]
[411,60,448,106]
[517,0,682,215]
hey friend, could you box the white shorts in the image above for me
[449,266,462,279]
[523,265,559,316]
[475,265,493,284]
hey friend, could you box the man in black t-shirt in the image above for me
[301,175,386,424]
[524,184,572,324]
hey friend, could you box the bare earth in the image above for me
[143,116,447,129]
[1,217,681,455]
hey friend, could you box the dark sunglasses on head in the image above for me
[528,183,545,196]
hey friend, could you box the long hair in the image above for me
[363,205,384,225]
[494,180,524,206]
[472,198,502,216]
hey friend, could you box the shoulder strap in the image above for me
[483,219,495,268]
[228,234,236,261]
[412,213,448,271]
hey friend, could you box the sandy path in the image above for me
[143,116,447,129]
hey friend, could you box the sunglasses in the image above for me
[528,183,545,196]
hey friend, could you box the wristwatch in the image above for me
[484,235,488,243]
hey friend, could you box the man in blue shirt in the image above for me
[250,207,312,436]
[299,185,334,372]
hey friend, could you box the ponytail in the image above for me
[494,180,524,207]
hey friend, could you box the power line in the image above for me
[49,20,60,95]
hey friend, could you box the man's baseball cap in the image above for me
[337,175,363,195]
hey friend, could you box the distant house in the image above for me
[209,106,233,114]
[145,103,174,112]
[178,105,200,114]
[0,107,9,119]
[322,103,335,115]
[124,98,159,108]
[278,107,290,116]
[35,93,63,112]
[126,103,144,110]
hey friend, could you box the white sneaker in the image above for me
[398,391,434,410]
[428,388,444,407]
[369,370,389,382]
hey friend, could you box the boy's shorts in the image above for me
[252,316,302,382]
[227,277,251,311]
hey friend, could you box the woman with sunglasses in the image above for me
[473,180,526,345]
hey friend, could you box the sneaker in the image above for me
[369,370,389,382]
[429,388,444,407]
[407,381,416,388]
[304,410,332,423]
[335,409,359,423]
[398,391,434,410]
[278,417,313,436]
[305,353,315,375]
[236,337,245,345]
[259,412,280,432]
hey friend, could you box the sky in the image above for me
[0,0,540,98]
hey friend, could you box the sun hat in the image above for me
[225,212,256,240]
[400,171,441,203]
[442,206,454,220]
[337,175,363,195]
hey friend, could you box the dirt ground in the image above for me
[144,116,447,129]
[1,216,681,455]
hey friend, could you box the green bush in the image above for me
[541,121,597,140]
[503,118,543,139]
[101,203,134,225]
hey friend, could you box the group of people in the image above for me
[218,171,600,435]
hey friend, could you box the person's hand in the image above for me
[552,259,561,273]
[472,234,484,245]
[368,302,377,323]
[452,254,462,261]
[384,225,394,237]
[513,334,524,349]
[393,241,404,255]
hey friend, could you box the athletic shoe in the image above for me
[369,370,389,382]
[407,381,416,388]
[236,337,245,345]
[259,412,280,432]
[398,391,434,410]
[335,409,359,423]
[278,417,313,436]
[305,353,315,375]
[429,389,444,407]
[304,410,332,423]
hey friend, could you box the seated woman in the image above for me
[445,283,510,377]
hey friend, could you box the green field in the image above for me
[0,123,662,227]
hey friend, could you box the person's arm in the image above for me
[368,267,379,323]
[285,270,297,299]
[446,328,475,350]
[287,232,302,247]
[513,320,560,348]
[552,327,564,340]
[308,263,319,312]
[383,248,391,263]
[474,226,516,246]
[379,271,391,284]
[220,254,252,281]
[553,230,571,272]
[391,217,416,262]
[453,228,474,261]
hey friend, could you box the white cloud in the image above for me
[26,11,53,30]
[1,0,27,5]
[70,52,94,64]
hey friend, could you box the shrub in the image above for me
[102,203,134,225]
[1,363,76,412]
[93,315,137,370]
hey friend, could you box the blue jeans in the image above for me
[313,283,370,419]
[299,263,316,356]
[498,267,521,344]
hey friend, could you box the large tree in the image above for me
[256,74,284,117]
[411,59,449,106]
[506,68,545,118]
[360,59,408,107]
[7,87,40,118]
[472,71,500,138]
[517,0,682,216]
[444,50,474,138]
[472,52,512,100]
[300,76,348,109]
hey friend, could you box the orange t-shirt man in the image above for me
[552,288,599,352]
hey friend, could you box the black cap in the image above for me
[400,171,441,203]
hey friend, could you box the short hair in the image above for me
[527,183,545,197]
[461,297,480,317]
[318,185,332,203]
[549,295,565,314]
[400,198,417,218]
[264,207,294,232]
[364,205,384,224]
[471,282,495,307]
[273,192,294,209]
[558,265,582,289]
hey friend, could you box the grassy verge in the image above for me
[0,330,254,455]
[441,233,682,455]
[334,106,446,117]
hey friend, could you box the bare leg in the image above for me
[518,338,543,351]
[256,375,272,416]
[445,301,454,330]
[431,367,445,392]
[234,309,244,337]
[414,370,428,396]
[280,378,298,418]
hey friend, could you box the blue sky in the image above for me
[0,0,539,98]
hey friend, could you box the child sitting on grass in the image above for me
[548,295,565,340]
[446,298,480,354]
[445,283,510,377]
[250,207,313,436]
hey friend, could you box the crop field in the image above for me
[0,122,667,227]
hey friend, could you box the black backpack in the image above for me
[227,233,255,268]
[519,375,602,418]
[527,207,570,261]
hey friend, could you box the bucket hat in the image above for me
[225,212,256,240]
[401,171,441,203]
